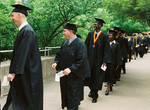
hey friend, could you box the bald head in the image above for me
[11,12,27,26]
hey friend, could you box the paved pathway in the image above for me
[1,53,150,110]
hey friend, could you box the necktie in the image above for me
[95,34,97,39]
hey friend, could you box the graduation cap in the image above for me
[132,33,136,36]
[64,23,77,32]
[76,34,81,38]
[94,18,106,25]
[11,4,32,16]
[120,29,125,34]
[113,27,121,31]
[141,33,145,35]
[108,30,117,36]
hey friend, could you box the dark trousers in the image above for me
[135,48,139,57]
[116,66,121,79]
[121,58,127,72]
[89,89,98,99]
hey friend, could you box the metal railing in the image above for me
[44,46,60,56]
[0,46,60,56]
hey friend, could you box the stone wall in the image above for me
[0,56,56,97]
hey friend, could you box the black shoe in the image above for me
[110,87,113,91]
[123,71,126,74]
[88,92,92,97]
[105,91,109,95]
[92,98,97,103]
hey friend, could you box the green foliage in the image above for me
[102,0,150,26]
[26,0,102,48]
[0,0,149,60]
[0,0,17,49]
[0,0,17,60]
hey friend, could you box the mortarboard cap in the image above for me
[11,4,32,16]
[113,27,121,31]
[94,18,106,25]
[141,33,145,35]
[108,30,117,36]
[120,29,125,34]
[64,23,77,32]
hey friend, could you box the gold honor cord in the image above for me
[93,31,102,48]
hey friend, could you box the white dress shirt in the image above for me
[19,21,28,31]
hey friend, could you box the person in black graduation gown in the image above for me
[132,33,138,60]
[3,4,43,110]
[52,23,90,110]
[0,55,1,97]
[148,33,150,52]
[132,33,141,60]
[85,18,111,103]
[104,30,122,95]
[113,27,124,81]
[138,33,147,58]
[120,30,128,74]
[144,33,149,54]
[127,35,133,62]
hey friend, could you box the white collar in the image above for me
[110,40,116,45]
[68,35,77,45]
[95,31,101,35]
[19,21,28,31]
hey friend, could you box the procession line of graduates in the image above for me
[52,18,132,110]
[127,33,150,61]
[2,3,150,110]
[52,17,150,110]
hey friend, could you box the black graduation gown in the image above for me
[116,36,125,58]
[122,37,128,59]
[128,39,133,61]
[104,42,122,83]
[111,42,122,83]
[144,37,149,53]
[85,31,111,90]
[3,25,43,110]
[132,37,141,55]
[54,38,90,110]
[138,37,147,58]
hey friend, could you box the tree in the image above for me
[0,0,17,49]
[26,0,102,48]
[102,0,150,26]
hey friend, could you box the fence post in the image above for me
[44,47,47,56]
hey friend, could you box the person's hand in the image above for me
[127,54,129,59]
[7,74,15,81]
[141,44,143,46]
[116,65,120,70]
[52,63,57,70]
[102,63,106,67]
[63,68,71,75]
